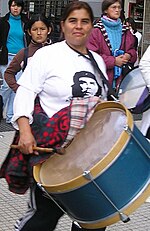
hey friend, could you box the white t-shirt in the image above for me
[12,41,108,128]
[139,45,150,89]
[139,45,150,136]
[134,31,142,46]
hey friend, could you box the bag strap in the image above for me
[22,47,29,72]
[87,51,118,99]
[66,42,118,100]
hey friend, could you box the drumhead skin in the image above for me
[34,101,150,228]
[118,67,150,113]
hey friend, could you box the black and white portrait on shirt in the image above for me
[72,71,102,97]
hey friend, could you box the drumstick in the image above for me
[10,145,65,155]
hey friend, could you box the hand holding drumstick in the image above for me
[11,117,65,155]
[10,144,65,155]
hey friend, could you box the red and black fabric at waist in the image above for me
[0,96,100,194]
[0,98,70,194]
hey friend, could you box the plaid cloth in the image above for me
[0,96,100,194]
[63,96,100,147]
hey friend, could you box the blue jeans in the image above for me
[0,54,22,123]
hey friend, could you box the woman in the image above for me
[87,0,137,91]
[4,14,52,93]
[0,0,29,123]
[0,2,108,231]
[139,45,150,141]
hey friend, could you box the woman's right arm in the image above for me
[13,86,38,155]
[17,116,37,154]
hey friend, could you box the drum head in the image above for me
[39,104,127,186]
[118,67,148,110]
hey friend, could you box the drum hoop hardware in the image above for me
[123,125,150,159]
[37,183,70,216]
[110,94,120,102]
[83,170,130,223]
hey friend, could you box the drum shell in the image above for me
[34,102,150,229]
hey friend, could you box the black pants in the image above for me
[15,185,106,231]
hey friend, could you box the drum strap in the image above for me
[66,42,118,100]
[87,51,118,100]
[22,47,29,72]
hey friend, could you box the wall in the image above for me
[81,0,103,18]
[0,0,8,16]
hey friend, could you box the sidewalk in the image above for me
[0,119,150,231]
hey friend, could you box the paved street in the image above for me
[0,119,150,231]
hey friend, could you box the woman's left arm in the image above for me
[121,30,137,63]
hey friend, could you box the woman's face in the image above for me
[61,8,93,53]
[105,2,122,20]
[28,21,51,44]
[10,1,22,16]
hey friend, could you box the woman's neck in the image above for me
[103,15,118,22]
[66,42,88,55]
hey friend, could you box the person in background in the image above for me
[0,2,108,231]
[139,45,150,141]
[125,17,142,65]
[4,14,52,93]
[0,0,29,123]
[87,0,137,91]
[125,17,142,47]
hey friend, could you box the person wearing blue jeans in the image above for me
[0,0,29,122]
[0,54,22,123]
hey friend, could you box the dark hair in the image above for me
[26,14,52,32]
[61,1,94,23]
[73,71,97,83]
[8,0,24,11]
[125,17,137,33]
[102,0,122,15]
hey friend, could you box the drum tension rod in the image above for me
[124,125,150,158]
[37,183,78,223]
[83,170,130,223]
[37,183,68,214]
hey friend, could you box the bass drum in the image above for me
[34,101,150,229]
[118,67,150,114]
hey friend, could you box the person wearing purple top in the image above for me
[87,0,137,91]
